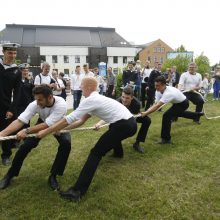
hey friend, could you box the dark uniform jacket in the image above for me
[0,62,21,114]
[148,69,161,90]
[122,69,138,86]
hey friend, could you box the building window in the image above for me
[161,47,165,53]
[40,55,46,63]
[154,56,157,62]
[123,56,127,64]
[64,55,69,63]
[153,47,157,53]
[75,55,80,63]
[160,57,164,63]
[86,56,89,63]
[52,55,58,63]
[157,47,161,53]
[96,55,101,63]
[113,68,118,74]
[113,56,118,64]
[64,69,69,75]
[147,56,151,62]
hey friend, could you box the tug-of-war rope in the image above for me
[0,90,219,142]
[183,90,220,120]
[0,114,143,141]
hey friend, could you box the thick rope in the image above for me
[183,90,220,120]
[0,114,142,141]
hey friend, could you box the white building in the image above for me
[0,24,140,75]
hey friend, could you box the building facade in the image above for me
[138,39,174,66]
[0,24,138,75]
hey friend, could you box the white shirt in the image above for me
[53,78,65,96]
[84,71,94,77]
[65,91,132,124]
[202,78,209,89]
[156,86,186,104]
[18,96,67,126]
[142,68,152,82]
[179,72,202,91]
[34,73,52,85]
[71,73,84,90]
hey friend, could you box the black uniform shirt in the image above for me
[0,61,21,113]
[117,96,141,115]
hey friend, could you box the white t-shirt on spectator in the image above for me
[34,73,53,85]
[178,72,202,91]
[155,86,186,104]
[18,96,67,126]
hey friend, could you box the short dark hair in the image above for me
[123,86,134,96]
[59,72,64,77]
[76,65,80,68]
[32,84,53,98]
[155,76,166,85]
[83,64,88,68]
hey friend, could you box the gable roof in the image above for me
[0,24,131,47]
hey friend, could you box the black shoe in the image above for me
[156,139,172,145]
[193,120,201,125]
[48,175,60,191]
[59,187,81,202]
[133,143,144,153]
[2,158,11,166]
[0,174,11,190]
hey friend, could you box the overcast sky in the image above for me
[1,0,219,65]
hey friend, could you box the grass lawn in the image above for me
[0,100,220,220]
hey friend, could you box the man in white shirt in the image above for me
[52,70,65,97]
[141,76,203,144]
[71,65,84,109]
[141,61,152,108]
[0,85,71,191]
[178,62,204,124]
[83,64,94,77]
[34,62,57,90]
[37,77,137,201]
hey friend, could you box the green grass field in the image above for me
[0,100,220,220]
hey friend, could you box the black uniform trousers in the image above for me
[183,91,204,113]
[106,85,115,99]
[141,82,148,108]
[161,99,201,141]
[136,116,151,142]
[7,119,71,178]
[145,88,156,110]
[72,117,137,195]
[0,112,16,159]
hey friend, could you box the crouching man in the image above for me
[0,85,71,191]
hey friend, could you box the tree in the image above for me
[175,45,187,52]
[162,55,191,73]
[195,53,210,75]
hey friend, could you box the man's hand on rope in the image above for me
[16,129,28,140]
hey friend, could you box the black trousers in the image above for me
[106,85,116,99]
[183,92,204,113]
[161,99,201,141]
[141,82,148,108]
[73,90,82,110]
[72,117,137,195]
[145,88,156,110]
[7,130,71,178]
[0,112,16,159]
[136,116,151,142]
